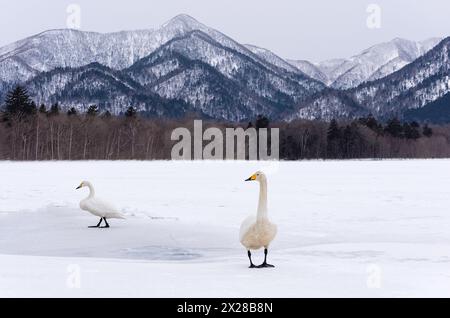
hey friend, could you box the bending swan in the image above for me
[240,171,277,268]
[76,181,125,228]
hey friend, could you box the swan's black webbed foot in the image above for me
[257,262,275,268]
[89,218,103,228]
[99,218,110,228]
[256,248,275,268]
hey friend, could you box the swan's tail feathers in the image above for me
[108,212,126,219]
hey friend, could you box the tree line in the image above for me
[1,86,450,160]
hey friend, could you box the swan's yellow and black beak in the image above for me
[245,174,257,182]
[76,183,83,190]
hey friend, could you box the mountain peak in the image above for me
[162,14,203,30]
[172,13,198,22]
[392,37,409,43]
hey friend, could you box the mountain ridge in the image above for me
[287,37,442,89]
[286,37,450,122]
[0,14,449,122]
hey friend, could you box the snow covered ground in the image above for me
[1,160,450,297]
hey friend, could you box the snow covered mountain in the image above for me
[244,44,303,74]
[0,14,315,85]
[286,59,329,85]
[24,63,192,117]
[0,14,448,122]
[125,31,324,120]
[0,14,324,120]
[0,29,156,85]
[288,38,442,89]
[287,37,450,121]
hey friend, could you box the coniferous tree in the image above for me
[87,105,99,117]
[4,86,35,119]
[403,122,420,139]
[327,119,342,158]
[327,119,340,139]
[423,124,433,137]
[49,103,60,116]
[342,125,353,157]
[384,118,403,138]
[39,104,47,114]
[125,106,137,118]
[360,114,382,134]
[67,107,77,116]
[255,115,269,129]
[29,101,37,115]
[410,121,420,129]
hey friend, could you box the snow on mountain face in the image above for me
[3,28,324,120]
[353,38,450,115]
[288,38,442,89]
[287,37,450,122]
[245,45,304,74]
[127,48,269,121]
[0,14,296,85]
[0,14,229,84]
[0,13,447,122]
[0,29,159,81]
[285,88,365,122]
[126,31,324,121]
[331,38,442,89]
[286,94,362,122]
[148,60,269,121]
[286,59,329,84]
[0,14,324,120]
[24,63,192,117]
[160,20,321,83]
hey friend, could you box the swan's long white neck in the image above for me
[257,178,268,220]
[85,182,95,199]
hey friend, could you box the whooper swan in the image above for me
[76,181,125,228]
[240,171,277,268]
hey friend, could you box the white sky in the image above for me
[0,0,449,62]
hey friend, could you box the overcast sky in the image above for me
[1,0,449,62]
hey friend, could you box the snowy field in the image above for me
[1,160,450,297]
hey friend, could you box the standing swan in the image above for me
[76,181,125,228]
[240,171,277,268]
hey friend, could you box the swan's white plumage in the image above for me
[80,197,124,219]
[77,181,125,219]
[240,216,277,250]
[239,215,257,242]
[240,172,277,251]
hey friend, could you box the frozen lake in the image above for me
[1,160,450,297]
